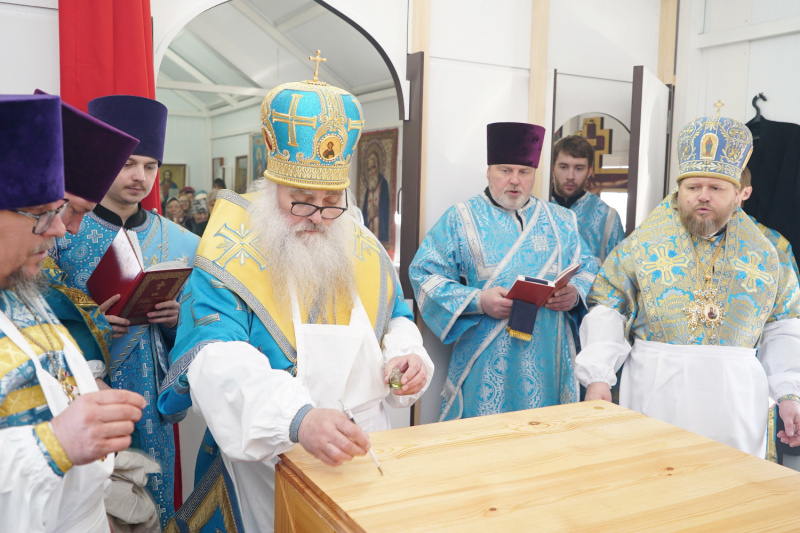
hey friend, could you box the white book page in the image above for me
[145,260,189,272]
[126,229,145,268]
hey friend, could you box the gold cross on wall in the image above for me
[308,49,327,83]
[272,94,318,147]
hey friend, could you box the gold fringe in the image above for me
[506,328,532,342]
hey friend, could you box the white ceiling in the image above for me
[155,0,397,117]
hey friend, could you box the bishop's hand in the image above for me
[584,382,612,402]
[385,354,427,396]
[297,408,370,466]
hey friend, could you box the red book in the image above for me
[505,263,581,308]
[86,229,191,325]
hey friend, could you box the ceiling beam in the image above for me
[164,48,240,107]
[208,98,262,118]
[184,17,272,87]
[275,3,327,33]
[350,79,396,95]
[231,0,351,90]
[158,80,267,97]
[158,73,211,112]
[356,87,396,104]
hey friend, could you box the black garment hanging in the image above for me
[742,116,800,265]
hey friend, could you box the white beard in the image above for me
[247,179,356,319]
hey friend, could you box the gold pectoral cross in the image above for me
[58,368,78,403]
[683,286,724,340]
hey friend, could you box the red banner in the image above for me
[59,0,162,213]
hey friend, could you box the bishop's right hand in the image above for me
[297,408,370,466]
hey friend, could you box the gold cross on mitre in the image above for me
[308,50,327,83]
[713,100,725,116]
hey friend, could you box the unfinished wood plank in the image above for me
[277,402,800,532]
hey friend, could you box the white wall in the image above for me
[209,104,261,191]
[0,1,59,94]
[161,114,209,191]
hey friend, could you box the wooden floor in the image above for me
[276,401,800,532]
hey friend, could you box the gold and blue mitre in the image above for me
[676,101,753,186]
[260,53,363,190]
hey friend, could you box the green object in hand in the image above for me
[389,367,404,389]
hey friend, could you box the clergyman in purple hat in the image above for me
[409,121,598,422]
[38,90,142,407]
[51,94,200,527]
[33,89,140,234]
[0,93,145,532]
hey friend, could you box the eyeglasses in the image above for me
[12,199,70,234]
[290,194,348,220]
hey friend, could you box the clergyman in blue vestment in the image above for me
[410,122,598,422]
[550,134,625,266]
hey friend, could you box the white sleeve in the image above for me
[575,305,632,387]
[86,360,107,380]
[0,426,63,533]
[187,341,314,462]
[381,317,434,408]
[758,318,800,400]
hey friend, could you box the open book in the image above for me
[505,262,581,308]
[86,229,192,325]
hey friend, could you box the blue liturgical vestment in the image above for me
[53,208,199,528]
[750,215,799,280]
[410,192,597,421]
[551,190,625,265]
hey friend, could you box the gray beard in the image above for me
[247,179,356,318]
[4,269,48,301]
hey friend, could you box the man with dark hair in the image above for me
[410,122,597,422]
[577,109,800,457]
[551,134,625,265]
[0,93,144,533]
[52,95,200,527]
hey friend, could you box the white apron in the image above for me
[620,338,769,456]
[0,302,113,533]
[224,291,390,532]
